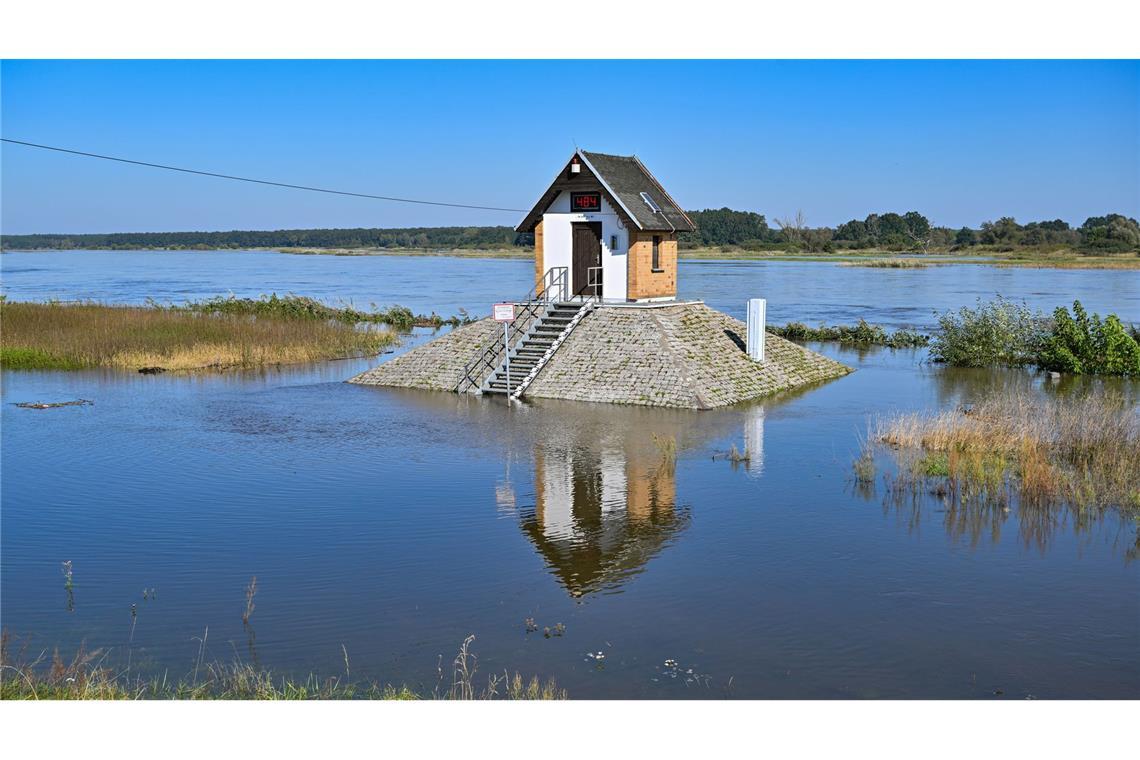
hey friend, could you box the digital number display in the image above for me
[570,192,601,212]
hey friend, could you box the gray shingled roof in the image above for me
[579,151,695,232]
[516,150,695,233]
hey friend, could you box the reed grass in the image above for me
[0,631,565,700]
[0,300,396,372]
[873,390,1140,515]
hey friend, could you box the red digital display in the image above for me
[571,192,601,212]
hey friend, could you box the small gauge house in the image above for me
[516,150,696,302]
[351,149,853,407]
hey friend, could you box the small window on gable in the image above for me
[652,235,662,271]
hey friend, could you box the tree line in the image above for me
[679,208,1140,254]
[0,226,531,251]
[3,211,1136,253]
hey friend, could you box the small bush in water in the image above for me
[930,296,1043,367]
[931,297,1140,376]
[1037,301,1140,377]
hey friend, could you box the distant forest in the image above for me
[3,210,1137,254]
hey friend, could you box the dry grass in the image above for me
[874,390,1140,514]
[0,301,396,372]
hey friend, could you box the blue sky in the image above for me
[1,60,1136,233]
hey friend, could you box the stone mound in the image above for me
[349,302,852,409]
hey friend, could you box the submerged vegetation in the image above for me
[770,319,930,348]
[776,298,1140,377]
[867,390,1140,521]
[931,298,1140,376]
[0,632,565,700]
[178,293,473,330]
[840,257,932,268]
[0,299,397,372]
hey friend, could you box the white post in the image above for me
[504,321,510,393]
[747,298,766,362]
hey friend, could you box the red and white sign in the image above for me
[492,303,516,322]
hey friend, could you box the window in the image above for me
[651,235,662,272]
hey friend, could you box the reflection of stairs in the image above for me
[483,301,595,397]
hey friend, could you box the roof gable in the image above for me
[516,150,695,234]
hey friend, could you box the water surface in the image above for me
[4,249,1138,329]
[2,251,1137,698]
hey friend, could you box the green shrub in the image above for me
[1037,301,1140,376]
[929,296,1043,367]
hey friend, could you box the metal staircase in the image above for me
[482,300,595,397]
[456,266,598,399]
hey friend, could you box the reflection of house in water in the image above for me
[515,411,693,598]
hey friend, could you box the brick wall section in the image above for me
[534,220,545,295]
[627,232,677,300]
[350,303,852,409]
[348,309,537,392]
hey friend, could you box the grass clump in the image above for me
[0,632,565,701]
[0,300,396,372]
[873,389,1140,515]
[771,318,930,348]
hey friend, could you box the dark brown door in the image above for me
[572,222,603,297]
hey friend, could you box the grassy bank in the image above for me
[0,300,398,372]
[0,633,565,700]
[866,390,1140,516]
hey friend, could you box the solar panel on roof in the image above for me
[639,191,662,214]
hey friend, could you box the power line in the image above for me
[0,138,528,213]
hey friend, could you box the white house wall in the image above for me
[541,191,628,302]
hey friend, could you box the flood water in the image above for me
[3,248,1140,328]
[2,250,1138,699]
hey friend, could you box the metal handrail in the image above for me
[587,266,602,291]
[455,267,568,394]
[571,268,603,302]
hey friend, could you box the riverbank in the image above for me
[0,300,398,372]
[7,245,1137,268]
[281,246,1140,269]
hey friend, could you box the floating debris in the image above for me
[524,617,538,633]
[138,366,167,375]
[657,658,712,688]
[15,399,93,409]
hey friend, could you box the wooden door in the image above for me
[572,222,603,298]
